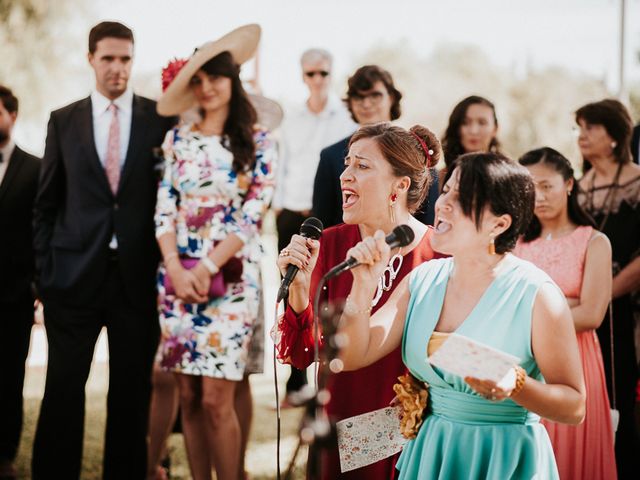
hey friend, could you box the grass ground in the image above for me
[16,361,307,479]
[15,227,309,479]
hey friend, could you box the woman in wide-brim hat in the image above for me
[153,24,277,480]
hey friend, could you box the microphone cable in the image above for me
[273,300,283,480]
[273,274,329,480]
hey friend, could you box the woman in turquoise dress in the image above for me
[335,152,586,479]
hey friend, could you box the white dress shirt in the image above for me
[0,139,16,186]
[273,95,356,211]
[91,89,133,249]
[91,89,133,168]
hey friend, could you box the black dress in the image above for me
[579,173,640,480]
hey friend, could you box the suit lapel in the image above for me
[0,147,24,203]
[117,95,149,195]
[77,97,113,196]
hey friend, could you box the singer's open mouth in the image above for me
[434,218,452,234]
[342,188,358,209]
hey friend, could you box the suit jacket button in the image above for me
[114,203,119,210]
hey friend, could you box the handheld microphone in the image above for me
[323,224,415,280]
[276,217,324,303]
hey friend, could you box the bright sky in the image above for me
[91,0,640,103]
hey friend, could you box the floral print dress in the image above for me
[155,124,276,380]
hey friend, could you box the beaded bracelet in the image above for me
[510,365,527,397]
[343,295,373,316]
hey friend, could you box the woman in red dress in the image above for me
[275,122,442,479]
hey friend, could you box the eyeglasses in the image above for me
[350,91,385,105]
[304,70,330,78]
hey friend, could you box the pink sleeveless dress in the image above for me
[515,226,617,480]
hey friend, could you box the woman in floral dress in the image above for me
[154,25,276,480]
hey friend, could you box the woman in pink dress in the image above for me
[514,147,617,479]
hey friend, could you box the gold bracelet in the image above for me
[343,295,372,316]
[164,251,179,265]
[510,365,527,397]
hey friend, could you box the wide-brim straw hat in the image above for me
[249,94,283,131]
[157,24,261,116]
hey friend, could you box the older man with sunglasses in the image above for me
[273,48,355,403]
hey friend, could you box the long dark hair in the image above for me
[199,51,257,173]
[519,147,595,242]
[442,95,500,169]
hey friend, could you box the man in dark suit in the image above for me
[632,123,639,164]
[312,65,439,229]
[32,22,175,479]
[0,85,40,480]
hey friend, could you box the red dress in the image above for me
[275,223,438,479]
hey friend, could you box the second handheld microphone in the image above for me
[323,224,415,280]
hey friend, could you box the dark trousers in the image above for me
[32,257,160,479]
[0,296,33,462]
[277,209,309,394]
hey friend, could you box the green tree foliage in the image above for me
[0,0,92,147]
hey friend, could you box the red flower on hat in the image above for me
[161,57,188,92]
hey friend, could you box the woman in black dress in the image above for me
[576,98,640,479]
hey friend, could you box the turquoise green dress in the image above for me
[396,256,559,479]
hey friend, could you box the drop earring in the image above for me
[488,235,496,255]
[389,193,397,224]
[611,141,617,149]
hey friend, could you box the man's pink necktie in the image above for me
[105,103,120,194]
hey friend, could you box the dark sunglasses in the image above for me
[304,70,330,78]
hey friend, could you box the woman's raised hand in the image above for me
[276,234,320,291]
[346,230,391,287]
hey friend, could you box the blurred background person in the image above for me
[273,47,355,406]
[338,152,586,479]
[439,95,501,188]
[575,98,640,479]
[154,25,277,480]
[515,147,616,480]
[31,21,175,479]
[275,123,441,479]
[0,85,40,480]
[147,89,283,480]
[312,65,439,229]
[632,121,639,164]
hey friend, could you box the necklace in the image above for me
[194,123,222,137]
[371,248,403,307]
[585,162,623,231]
[543,226,575,241]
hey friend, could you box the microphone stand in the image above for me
[284,275,345,480]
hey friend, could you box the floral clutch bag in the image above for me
[336,405,408,473]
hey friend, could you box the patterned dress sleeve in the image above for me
[155,128,180,238]
[226,129,278,244]
[273,237,327,369]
